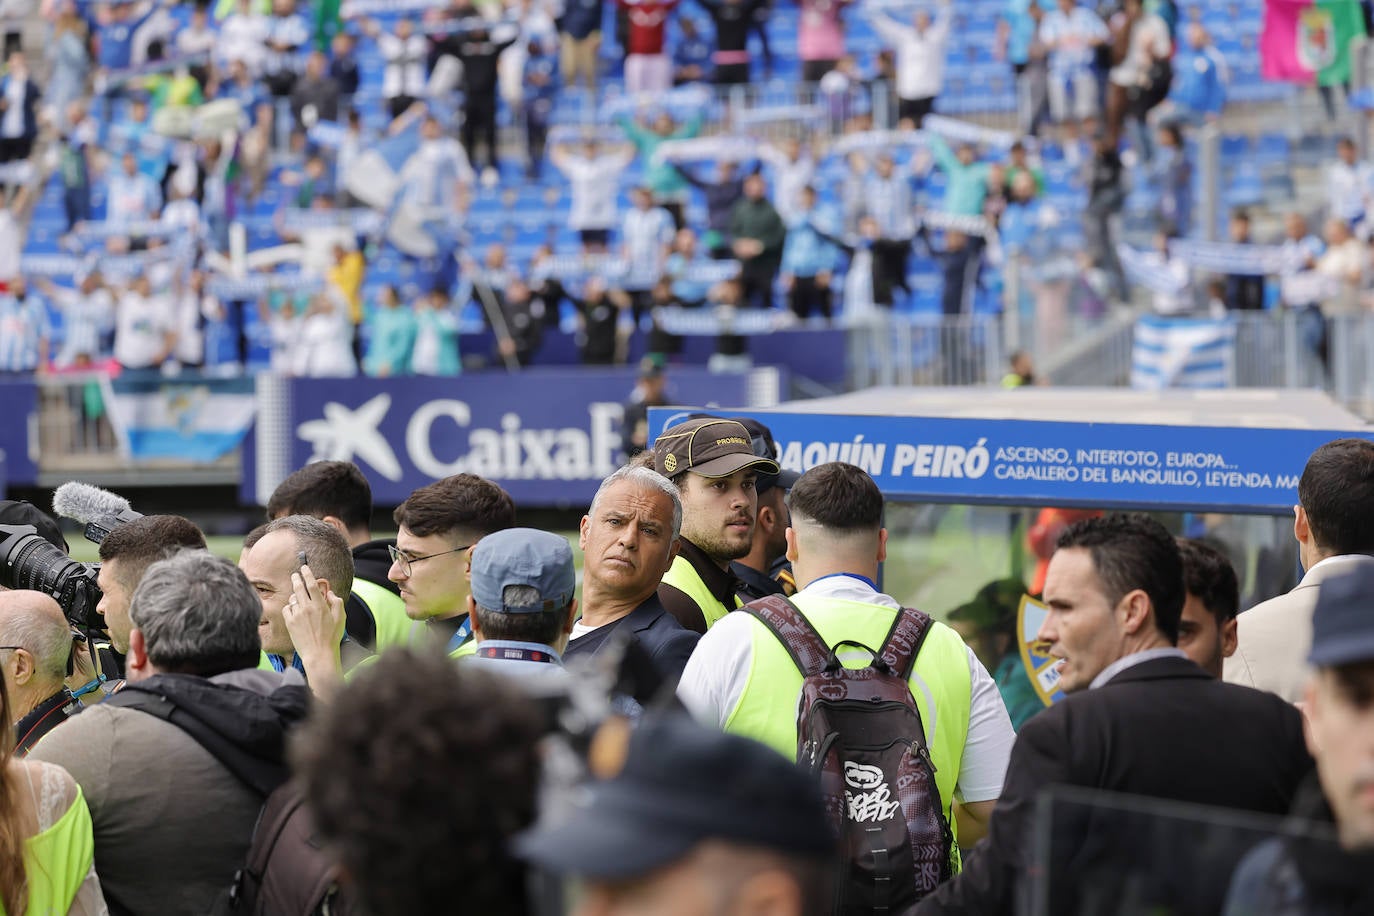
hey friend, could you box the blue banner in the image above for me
[105,375,257,463]
[0,380,37,486]
[649,408,1374,514]
[248,368,781,507]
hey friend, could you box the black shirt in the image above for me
[731,560,785,602]
[15,689,82,757]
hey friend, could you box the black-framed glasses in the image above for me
[387,543,471,577]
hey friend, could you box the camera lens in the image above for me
[0,525,104,628]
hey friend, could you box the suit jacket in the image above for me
[916,655,1313,916]
[1225,555,1374,703]
[563,594,701,703]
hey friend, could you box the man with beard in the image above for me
[653,417,781,633]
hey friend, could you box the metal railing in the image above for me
[848,314,1006,388]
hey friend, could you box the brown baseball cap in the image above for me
[653,418,781,480]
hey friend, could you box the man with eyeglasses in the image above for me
[0,591,82,755]
[389,473,517,658]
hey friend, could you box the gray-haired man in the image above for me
[31,551,312,916]
[563,465,700,702]
[0,590,82,755]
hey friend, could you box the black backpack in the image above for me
[743,596,954,915]
[105,688,357,916]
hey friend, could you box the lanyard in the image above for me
[445,616,472,654]
[268,653,307,674]
[474,644,559,664]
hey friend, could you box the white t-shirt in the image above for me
[294,308,357,377]
[114,291,175,369]
[216,12,268,73]
[1327,160,1374,224]
[52,286,114,367]
[558,151,634,230]
[268,313,301,374]
[677,575,1016,803]
[569,620,599,641]
[2,76,26,139]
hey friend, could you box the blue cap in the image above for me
[1308,558,1374,667]
[469,528,575,614]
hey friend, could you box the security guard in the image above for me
[653,417,781,634]
[678,462,1016,851]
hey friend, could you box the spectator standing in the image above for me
[558,0,603,92]
[289,50,340,129]
[917,514,1313,914]
[797,0,850,82]
[551,137,635,251]
[0,669,106,915]
[294,294,357,377]
[105,151,162,228]
[175,6,216,88]
[1222,209,1265,311]
[362,17,427,120]
[653,417,780,632]
[1166,22,1227,124]
[399,115,476,212]
[1149,121,1191,235]
[95,0,158,75]
[215,0,269,77]
[522,37,559,179]
[410,288,462,376]
[675,158,750,258]
[1105,0,1172,160]
[729,173,785,309]
[1000,0,1049,136]
[34,273,113,369]
[1039,0,1108,133]
[328,31,359,101]
[0,280,48,373]
[112,275,175,373]
[694,0,767,85]
[672,15,712,84]
[928,134,992,218]
[616,109,703,227]
[455,23,522,181]
[618,0,680,95]
[621,185,676,320]
[1316,217,1366,316]
[571,275,630,364]
[31,552,312,916]
[1226,439,1374,702]
[261,0,310,97]
[363,285,417,377]
[1327,136,1374,232]
[44,7,89,130]
[866,0,951,126]
[758,135,815,223]
[0,51,38,164]
[781,184,838,321]
[56,102,95,233]
[863,151,919,304]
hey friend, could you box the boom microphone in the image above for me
[52,482,143,544]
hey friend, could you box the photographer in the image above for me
[94,515,208,660]
[31,551,312,916]
[0,591,82,755]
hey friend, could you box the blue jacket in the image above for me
[781,207,840,278]
[561,593,700,703]
[1170,47,1227,117]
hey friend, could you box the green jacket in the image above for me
[616,113,702,197]
[729,198,787,275]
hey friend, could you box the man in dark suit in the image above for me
[917,513,1313,915]
[563,466,700,703]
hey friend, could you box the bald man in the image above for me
[0,591,82,755]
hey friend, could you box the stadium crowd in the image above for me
[2,0,1358,381]
[2,423,1374,914]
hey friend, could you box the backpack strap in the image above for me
[879,606,936,681]
[741,595,833,677]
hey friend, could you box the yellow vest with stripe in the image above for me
[352,579,414,653]
[724,593,974,850]
[661,554,741,629]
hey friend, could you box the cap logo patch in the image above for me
[715,437,748,447]
[663,453,678,473]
